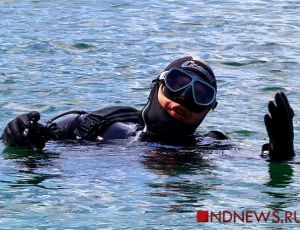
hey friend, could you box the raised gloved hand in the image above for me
[1,111,48,149]
[264,92,295,161]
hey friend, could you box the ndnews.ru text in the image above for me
[197,210,300,223]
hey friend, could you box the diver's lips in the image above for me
[169,104,189,119]
[173,108,185,116]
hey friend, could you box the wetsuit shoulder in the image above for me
[102,122,138,139]
[91,106,139,115]
[203,130,229,140]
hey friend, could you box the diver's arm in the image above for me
[1,107,139,148]
[0,111,84,149]
[263,92,295,161]
[47,107,140,140]
[47,115,83,140]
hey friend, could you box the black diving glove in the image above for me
[1,111,48,149]
[264,92,295,161]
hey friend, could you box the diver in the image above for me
[0,56,295,161]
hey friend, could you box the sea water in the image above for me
[0,0,300,229]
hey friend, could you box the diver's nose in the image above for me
[177,85,193,102]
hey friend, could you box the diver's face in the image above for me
[157,85,210,125]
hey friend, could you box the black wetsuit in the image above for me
[46,104,228,146]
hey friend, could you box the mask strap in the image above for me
[211,100,218,110]
[150,71,167,90]
[158,71,168,80]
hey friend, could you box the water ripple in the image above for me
[1,0,300,229]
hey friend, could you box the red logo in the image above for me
[197,210,209,222]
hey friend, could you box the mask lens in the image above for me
[165,69,192,91]
[194,81,215,105]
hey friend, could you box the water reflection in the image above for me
[1,147,62,189]
[265,162,298,210]
[267,162,294,188]
[142,146,214,175]
[141,146,221,213]
[141,137,233,176]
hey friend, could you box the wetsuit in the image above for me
[46,102,228,146]
[47,106,142,141]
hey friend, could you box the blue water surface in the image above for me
[0,0,300,229]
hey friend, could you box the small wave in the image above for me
[72,43,95,50]
[222,60,268,67]
[233,130,257,137]
[262,86,286,92]
[270,69,282,73]
[110,3,130,8]
[51,41,96,53]
[262,42,278,47]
